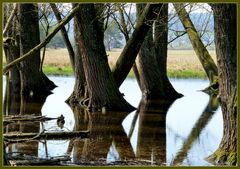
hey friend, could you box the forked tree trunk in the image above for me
[18,4,56,95]
[174,3,218,84]
[75,4,135,111]
[207,4,237,166]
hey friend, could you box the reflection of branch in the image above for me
[172,95,219,165]
[128,111,139,138]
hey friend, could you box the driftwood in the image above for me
[8,155,71,166]
[4,131,90,143]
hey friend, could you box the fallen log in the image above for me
[4,131,90,143]
[8,155,71,166]
[4,115,57,123]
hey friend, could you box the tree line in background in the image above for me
[3,3,237,166]
[37,3,215,50]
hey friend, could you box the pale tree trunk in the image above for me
[75,4,134,111]
[173,3,218,85]
[207,4,237,166]
[18,4,56,95]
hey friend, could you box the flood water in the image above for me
[3,76,223,166]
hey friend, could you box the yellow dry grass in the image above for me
[3,48,217,73]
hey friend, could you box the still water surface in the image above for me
[3,76,223,166]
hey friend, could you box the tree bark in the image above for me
[18,4,56,95]
[173,3,218,84]
[112,4,163,87]
[207,4,237,166]
[3,3,20,94]
[136,4,182,100]
[66,3,86,104]
[75,4,135,111]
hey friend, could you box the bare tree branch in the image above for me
[3,4,80,74]
[3,3,18,37]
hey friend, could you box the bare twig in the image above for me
[3,4,80,74]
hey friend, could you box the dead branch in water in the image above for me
[4,130,90,143]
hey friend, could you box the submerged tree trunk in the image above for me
[18,4,56,95]
[207,4,237,166]
[136,4,182,100]
[75,4,134,111]
[173,3,218,84]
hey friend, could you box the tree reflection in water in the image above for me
[4,87,52,158]
[68,104,135,164]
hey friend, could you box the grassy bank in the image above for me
[4,48,215,79]
[43,65,207,79]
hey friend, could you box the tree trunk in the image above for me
[3,3,20,94]
[75,4,135,111]
[136,4,182,100]
[18,4,56,95]
[207,4,237,166]
[112,4,163,87]
[154,4,182,98]
[66,3,86,105]
[173,3,218,84]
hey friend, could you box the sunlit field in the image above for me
[3,48,217,78]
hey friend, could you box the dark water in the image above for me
[3,76,223,166]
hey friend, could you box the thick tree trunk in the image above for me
[18,4,56,95]
[207,4,237,166]
[66,4,86,105]
[174,3,218,84]
[136,4,182,100]
[154,4,182,98]
[75,4,135,111]
[112,4,163,87]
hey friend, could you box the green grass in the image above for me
[43,65,74,76]
[167,70,207,79]
[127,69,207,79]
[5,65,206,79]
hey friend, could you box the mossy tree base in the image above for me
[206,150,237,166]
